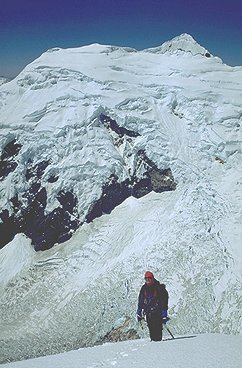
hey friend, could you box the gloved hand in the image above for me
[137,308,143,322]
[161,310,169,324]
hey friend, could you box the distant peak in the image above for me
[144,33,212,58]
[173,33,196,42]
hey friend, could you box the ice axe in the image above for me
[164,325,175,339]
[162,317,175,339]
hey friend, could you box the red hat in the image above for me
[144,271,154,279]
[144,271,154,286]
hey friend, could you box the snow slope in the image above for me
[0,34,242,363]
[1,334,242,368]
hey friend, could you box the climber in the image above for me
[136,271,169,341]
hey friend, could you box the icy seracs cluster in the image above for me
[0,114,176,251]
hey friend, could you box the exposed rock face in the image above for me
[0,140,80,251]
[0,185,80,251]
[100,113,140,138]
[0,117,176,251]
[86,158,176,223]
[0,139,22,180]
[98,317,139,344]
[86,115,176,222]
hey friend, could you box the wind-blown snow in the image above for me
[1,334,242,368]
[0,34,242,363]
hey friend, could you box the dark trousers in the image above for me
[146,311,163,341]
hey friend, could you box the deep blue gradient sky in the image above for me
[1,0,242,78]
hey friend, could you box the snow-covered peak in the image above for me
[46,43,137,55]
[144,33,212,57]
[77,43,137,54]
[0,34,242,364]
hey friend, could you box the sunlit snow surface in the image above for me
[0,34,242,363]
[1,334,242,368]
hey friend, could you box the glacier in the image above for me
[0,33,242,363]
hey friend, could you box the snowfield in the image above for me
[0,34,242,363]
[1,334,242,368]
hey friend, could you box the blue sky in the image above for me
[1,0,242,78]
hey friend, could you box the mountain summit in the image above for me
[0,34,242,363]
[144,33,212,57]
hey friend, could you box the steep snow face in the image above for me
[0,34,242,363]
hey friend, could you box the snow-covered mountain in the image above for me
[0,33,242,363]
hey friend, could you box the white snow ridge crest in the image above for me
[0,34,242,363]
